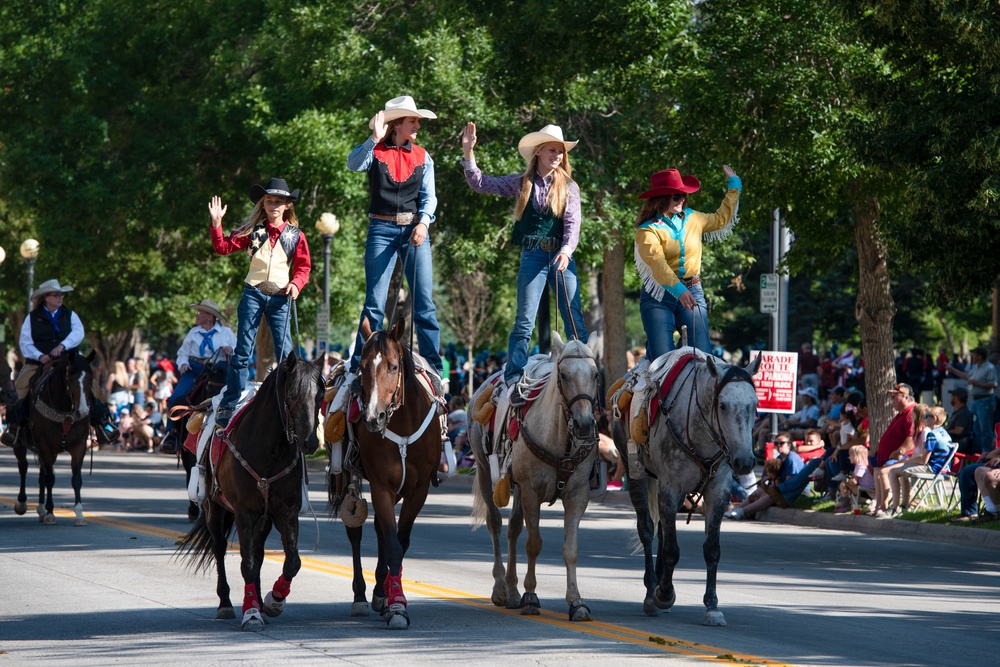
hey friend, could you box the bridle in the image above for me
[360,335,405,433]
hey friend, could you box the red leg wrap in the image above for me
[383,572,407,607]
[272,574,292,600]
[242,584,259,613]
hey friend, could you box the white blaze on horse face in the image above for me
[76,373,90,418]
[365,352,382,421]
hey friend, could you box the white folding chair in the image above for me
[906,445,959,510]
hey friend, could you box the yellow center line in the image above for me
[1,497,795,666]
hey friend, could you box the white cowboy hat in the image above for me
[517,124,579,162]
[368,95,438,130]
[30,279,74,303]
[188,298,227,325]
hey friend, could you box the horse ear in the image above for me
[551,332,565,357]
[706,353,720,378]
[313,355,325,371]
[286,351,298,368]
[747,351,763,376]
[390,317,405,342]
[586,331,600,355]
[86,350,96,363]
[360,317,373,342]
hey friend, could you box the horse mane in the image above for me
[258,352,321,402]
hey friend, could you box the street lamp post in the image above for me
[314,213,340,354]
[20,239,40,314]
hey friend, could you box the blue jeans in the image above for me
[639,283,711,360]
[970,396,996,454]
[350,221,442,374]
[958,462,985,516]
[220,284,291,408]
[777,458,822,505]
[505,247,587,384]
[168,362,205,410]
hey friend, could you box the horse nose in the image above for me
[573,415,596,440]
[732,454,755,476]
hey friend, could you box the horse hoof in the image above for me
[703,610,727,627]
[217,606,236,620]
[262,591,285,617]
[350,601,370,617]
[643,597,664,617]
[43,513,57,525]
[491,593,508,608]
[14,501,26,515]
[74,518,87,527]
[518,592,541,615]
[371,594,388,617]
[653,586,676,610]
[385,604,410,630]
[568,601,592,622]
[241,608,265,632]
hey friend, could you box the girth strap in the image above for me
[517,416,595,506]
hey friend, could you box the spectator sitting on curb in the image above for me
[725,456,824,521]
[950,446,1000,523]
[774,433,803,483]
[886,406,952,516]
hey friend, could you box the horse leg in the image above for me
[652,489,681,613]
[701,485,728,627]
[475,466,508,607]
[70,443,87,526]
[517,490,542,615]
[14,444,29,515]
[561,486,592,622]
[371,514,389,617]
[626,474,660,616]
[208,504,236,619]
[503,485,524,609]
[235,512,268,631]
[346,523,369,616]
[371,488,409,629]
[262,509,300,618]
[38,459,56,525]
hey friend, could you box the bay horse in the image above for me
[469,332,601,621]
[337,316,442,629]
[176,351,325,631]
[609,349,760,626]
[10,350,96,525]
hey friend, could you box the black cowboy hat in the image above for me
[249,177,301,204]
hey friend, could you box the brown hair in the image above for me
[635,194,687,227]
[230,196,299,240]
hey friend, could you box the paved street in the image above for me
[1,447,998,666]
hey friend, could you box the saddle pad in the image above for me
[648,352,699,426]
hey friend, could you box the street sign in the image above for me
[316,305,330,352]
[760,273,778,313]
[751,350,798,414]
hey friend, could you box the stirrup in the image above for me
[215,405,234,428]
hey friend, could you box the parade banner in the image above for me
[751,351,798,414]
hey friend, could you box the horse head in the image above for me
[276,351,326,455]
[550,332,601,441]
[358,317,407,433]
[704,352,761,476]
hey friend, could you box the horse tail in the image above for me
[173,508,233,573]
[471,466,487,531]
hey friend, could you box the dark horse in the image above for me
[331,317,441,629]
[6,351,96,525]
[176,351,325,631]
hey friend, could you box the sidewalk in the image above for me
[308,457,1000,550]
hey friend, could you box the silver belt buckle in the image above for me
[394,212,414,226]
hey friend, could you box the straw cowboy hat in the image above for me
[188,298,227,325]
[249,177,300,204]
[368,95,438,130]
[638,168,701,200]
[30,279,74,303]
[517,124,579,162]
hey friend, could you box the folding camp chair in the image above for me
[906,444,959,510]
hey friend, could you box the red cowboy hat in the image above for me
[638,168,701,200]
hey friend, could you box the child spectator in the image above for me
[886,406,953,515]
[835,445,875,512]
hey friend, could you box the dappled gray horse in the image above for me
[470,333,601,621]
[611,350,760,626]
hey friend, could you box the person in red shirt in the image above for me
[208,177,312,427]
[872,382,916,516]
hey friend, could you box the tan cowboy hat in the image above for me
[517,124,579,162]
[368,95,438,130]
[188,298,227,324]
[30,279,74,303]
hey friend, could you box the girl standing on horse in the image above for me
[346,96,444,388]
[461,122,588,405]
[209,178,312,427]
[633,166,741,359]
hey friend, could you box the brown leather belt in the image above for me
[681,276,701,287]
[370,212,415,225]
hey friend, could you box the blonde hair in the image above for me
[112,361,128,388]
[849,445,869,466]
[912,403,929,430]
[230,196,299,239]
[927,405,947,427]
[514,148,573,220]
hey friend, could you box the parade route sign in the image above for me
[752,350,798,413]
[760,273,778,313]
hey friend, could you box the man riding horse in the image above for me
[1,278,119,447]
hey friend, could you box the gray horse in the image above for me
[470,333,601,621]
[611,350,760,626]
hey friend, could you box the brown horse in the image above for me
[176,352,325,631]
[10,351,96,525]
[337,317,441,629]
